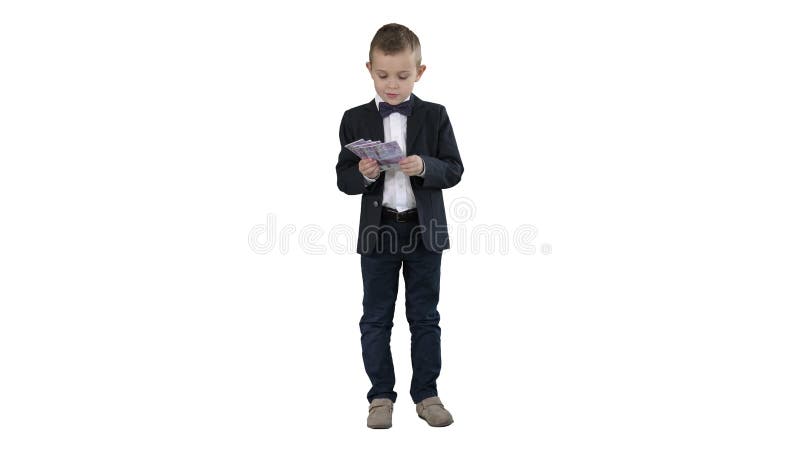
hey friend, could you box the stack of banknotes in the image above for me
[345,139,404,171]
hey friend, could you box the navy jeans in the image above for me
[359,215,443,404]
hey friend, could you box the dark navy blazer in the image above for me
[336,93,464,254]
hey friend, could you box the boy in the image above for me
[335,23,464,429]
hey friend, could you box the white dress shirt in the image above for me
[363,94,426,212]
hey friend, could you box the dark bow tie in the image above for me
[379,99,412,118]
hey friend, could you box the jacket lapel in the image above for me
[405,93,423,157]
[363,98,387,189]
[365,98,385,142]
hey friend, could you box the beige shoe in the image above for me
[416,396,454,427]
[367,398,393,429]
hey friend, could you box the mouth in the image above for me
[386,93,398,98]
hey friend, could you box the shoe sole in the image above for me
[417,414,454,427]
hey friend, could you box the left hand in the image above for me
[398,155,424,177]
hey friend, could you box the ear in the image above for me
[365,61,372,72]
[415,64,427,81]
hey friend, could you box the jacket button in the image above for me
[372,201,379,207]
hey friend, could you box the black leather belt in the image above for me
[381,207,418,223]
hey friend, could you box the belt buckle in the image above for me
[396,211,408,223]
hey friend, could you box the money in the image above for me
[345,139,405,171]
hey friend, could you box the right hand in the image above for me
[359,158,380,179]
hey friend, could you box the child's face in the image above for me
[366,48,426,105]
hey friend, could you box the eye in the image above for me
[379,75,387,79]
[400,76,408,80]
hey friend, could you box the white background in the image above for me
[1,0,798,448]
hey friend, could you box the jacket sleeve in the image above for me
[419,106,464,190]
[336,110,381,195]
